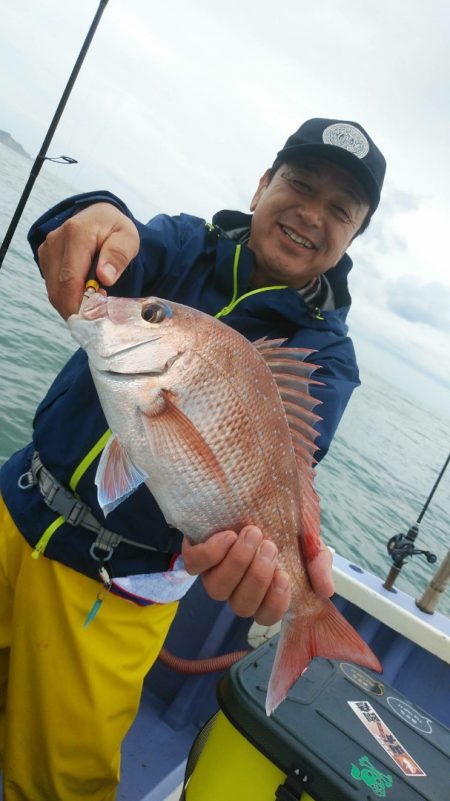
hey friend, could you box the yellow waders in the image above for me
[0,497,178,801]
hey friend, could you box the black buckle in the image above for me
[44,484,87,527]
[18,470,35,490]
[89,528,121,562]
[275,770,308,801]
[275,788,297,801]
[66,499,87,527]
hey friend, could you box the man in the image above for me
[0,118,385,800]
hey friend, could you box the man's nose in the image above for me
[295,197,323,228]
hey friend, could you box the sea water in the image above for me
[1,143,449,615]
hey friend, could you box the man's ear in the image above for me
[249,169,272,211]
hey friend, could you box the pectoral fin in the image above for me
[142,390,228,488]
[95,434,148,516]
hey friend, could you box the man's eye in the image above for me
[334,206,351,222]
[291,179,311,192]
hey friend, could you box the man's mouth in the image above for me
[280,225,316,249]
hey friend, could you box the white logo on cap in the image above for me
[322,123,369,159]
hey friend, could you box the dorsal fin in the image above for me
[254,339,323,420]
[253,337,287,349]
[285,411,319,455]
[272,376,321,411]
[274,387,322,425]
[254,337,323,560]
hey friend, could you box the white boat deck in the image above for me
[248,549,450,662]
[164,786,182,801]
[331,551,450,662]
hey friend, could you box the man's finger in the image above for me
[227,538,279,616]
[182,530,238,575]
[39,229,93,320]
[307,546,334,598]
[58,242,95,319]
[253,569,291,626]
[199,526,265,602]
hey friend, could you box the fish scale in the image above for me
[163,341,297,540]
[69,293,381,714]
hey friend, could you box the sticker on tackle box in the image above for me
[348,700,426,777]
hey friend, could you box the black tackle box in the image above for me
[184,637,450,801]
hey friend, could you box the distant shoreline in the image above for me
[0,130,31,159]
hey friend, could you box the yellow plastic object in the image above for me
[185,711,315,801]
[84,278,100,292]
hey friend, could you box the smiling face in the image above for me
[248,158,370,288]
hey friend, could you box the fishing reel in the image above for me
[387,525,437,568]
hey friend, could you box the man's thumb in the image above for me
[97,227,139,286]
[99,262,118,284]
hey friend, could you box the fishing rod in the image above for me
[416,549,450,614]
[383,450,450,592]
[0,0,110,270]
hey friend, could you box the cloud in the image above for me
[380,190,420,216]
[350,297,450,392]
[353,187,420,259]
[387,278,450,330]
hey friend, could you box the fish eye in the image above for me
[141,303,166,324]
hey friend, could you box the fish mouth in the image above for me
[92,348,181,378]
[97,367,169,378]
[96,337,163,361]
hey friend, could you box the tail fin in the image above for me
[266,599,381,715]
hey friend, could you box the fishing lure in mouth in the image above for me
[81,254,102,308]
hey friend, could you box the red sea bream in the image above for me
[68,293,381,714]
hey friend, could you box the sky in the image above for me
[1,0,450,416]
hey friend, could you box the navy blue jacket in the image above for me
[0,191,360,584]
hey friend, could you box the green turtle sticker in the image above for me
[351,755,394,797]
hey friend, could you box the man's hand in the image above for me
[307,543,334,598]
[37,203,140,320]
[182,526,335,626]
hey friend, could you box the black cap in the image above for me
[274,118,386,211]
